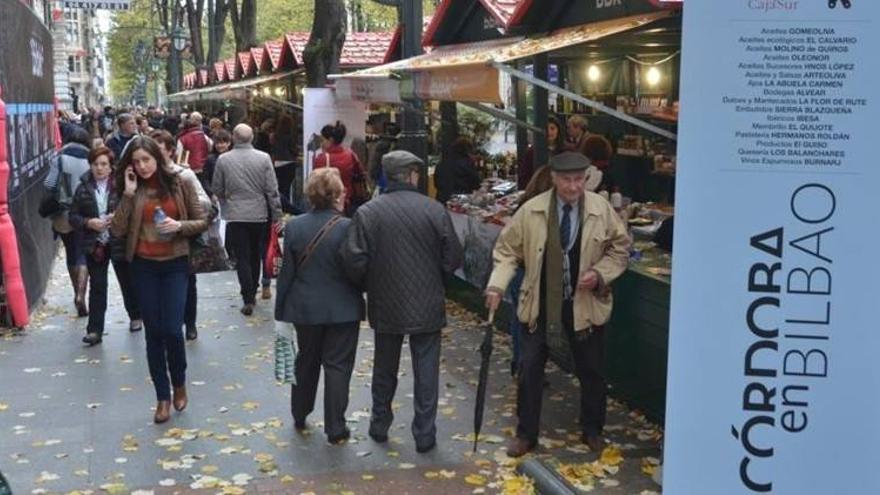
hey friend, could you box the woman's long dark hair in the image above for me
[115,136,178,198]
[547,116,566,153]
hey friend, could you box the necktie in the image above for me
[560,203,572,250]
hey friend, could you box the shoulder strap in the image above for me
[296,215,344,269]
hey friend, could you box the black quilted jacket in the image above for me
[341,183,463,334]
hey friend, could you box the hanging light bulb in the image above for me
[274,87,285,97]
[646,66,662,86]
[262,86,271,96]
[587,65,601,82]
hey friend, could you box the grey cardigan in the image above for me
[212,143,282,223]
[274,210,364,325]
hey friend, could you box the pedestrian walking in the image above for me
[105,113,138,161]
[110,136,208,424]
[68,146,143,345]
[203,129,231,197]
[270,114,298,214]
[341,150,463,453]
[176,112,212,175]
[484,152,630,457]
[212,124,283,316]
[275,168,364,444]
[42,126,92,317]
[313,122,363,215]
[151,130,214,341]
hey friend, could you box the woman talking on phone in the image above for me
[110,136,208,424]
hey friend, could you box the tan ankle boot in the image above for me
[154,400,171,423]
[172,385,188,412]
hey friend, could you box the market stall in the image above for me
[330,0,683,421]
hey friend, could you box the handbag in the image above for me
[274,321,297,385]
[190,216,232,274]
[264,225,283,279]
[348,154,371,211]
[39,157,69,219]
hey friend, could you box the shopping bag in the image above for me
[274,321,297,385]
[264,225,283,278]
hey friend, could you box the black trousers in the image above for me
[225,222,267,305]
[85,252,141,334]
[290,322,359,437]
[516,314,607,442]
[184,274,197,328]
[370,331,441,445]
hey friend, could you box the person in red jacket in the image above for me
[313,121,361,213]
[176,112,211,175]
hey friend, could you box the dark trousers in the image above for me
[184,274,197,328]
[85,252,141,334]
[370,331,441,445]
[59,230,85,267]
[517,317,606,442]
[290,322,359,437]
[131,256,189,401]
[274,162,296,214]
[225,222,267,305]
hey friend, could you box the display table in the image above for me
[448,209,671,422]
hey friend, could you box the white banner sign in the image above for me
[63,0,130,10]
[666,1,878,494]
[301,88,366,179]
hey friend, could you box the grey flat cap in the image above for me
[549,151,591,172]
[382,150,424,177]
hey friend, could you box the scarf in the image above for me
[544,194,583,340]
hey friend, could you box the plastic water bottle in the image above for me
[153,207,172,240]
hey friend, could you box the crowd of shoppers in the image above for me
[44,107,622,466]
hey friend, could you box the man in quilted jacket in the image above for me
[341,150,463,453]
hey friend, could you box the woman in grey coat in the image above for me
[274,168,364,444]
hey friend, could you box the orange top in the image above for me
[135,182,181,260]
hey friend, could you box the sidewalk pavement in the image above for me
[0,257,663,494]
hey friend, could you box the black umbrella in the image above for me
[473,309,495,453]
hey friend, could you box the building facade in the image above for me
[52,3,109,112]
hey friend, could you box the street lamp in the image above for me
[172,24,188,52]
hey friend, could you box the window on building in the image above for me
[68,56,82,74]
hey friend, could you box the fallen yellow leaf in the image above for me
[465,474,487,486]
[600,446,624,467]
[361,474,375,481]
[201,465,219,474]
[280,475,295,483]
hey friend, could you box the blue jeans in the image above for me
[507,267,526,369]
[131,256,189,401]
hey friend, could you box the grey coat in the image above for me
[341,183,463,335]
[275,210,364,325]
[212,143,282,223]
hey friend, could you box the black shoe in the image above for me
[185,326,198,341]
[129,319,143,333]
[328,428,351,444]
[240,304,254,316]
[416,438,436,453]
[82,333,102,346]
[294,419,307,431]
[369,430,388,443]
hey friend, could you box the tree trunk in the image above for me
[207,0,228,65]
[305,0,347,88]
[185,0,205,67]
[229,0,257,51]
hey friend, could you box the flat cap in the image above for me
[382,150,424,177]
[549,151,591,172]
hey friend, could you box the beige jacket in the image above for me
[110,173,209,262]
[487,189,630,332]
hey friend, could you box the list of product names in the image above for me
[722,26,866,167]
